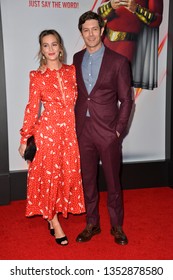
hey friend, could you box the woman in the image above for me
[18,29,85,246]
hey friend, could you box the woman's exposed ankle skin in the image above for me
[50,214,68,245]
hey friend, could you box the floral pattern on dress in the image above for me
[20,64,85,220]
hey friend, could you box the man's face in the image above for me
[81,19,104,53]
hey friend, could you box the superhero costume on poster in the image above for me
[98,0,163,89]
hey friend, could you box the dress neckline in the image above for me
[47,64,64,72]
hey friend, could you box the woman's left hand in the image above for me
[18,143,27,158]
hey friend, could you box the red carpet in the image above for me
[0,187,173,260]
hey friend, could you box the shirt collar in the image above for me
[85,44,105,60]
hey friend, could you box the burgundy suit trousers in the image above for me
[78,117,124,227]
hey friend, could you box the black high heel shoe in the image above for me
[48,221,55,236]
[55,236,68,246]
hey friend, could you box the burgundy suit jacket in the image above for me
[73,46,133,140]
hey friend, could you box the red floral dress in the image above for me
[20,64,85,220]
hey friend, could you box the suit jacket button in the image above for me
[88,98,90,100]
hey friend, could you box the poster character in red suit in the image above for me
[98,0,163,89]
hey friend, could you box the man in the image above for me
[73,11,133,245]
[98,0,163,89]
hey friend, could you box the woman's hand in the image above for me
[18,143,27,158]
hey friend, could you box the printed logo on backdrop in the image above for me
[28,1,79,8]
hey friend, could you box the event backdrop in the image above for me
[0,0,169,171]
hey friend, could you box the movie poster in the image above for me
[0,0,169,170]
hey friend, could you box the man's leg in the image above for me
[76,119,101,242]
[100,135,128,245]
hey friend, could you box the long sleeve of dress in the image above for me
[20,71,41,144]
[73,65,78,106]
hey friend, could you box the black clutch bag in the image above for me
[24,136,36,162]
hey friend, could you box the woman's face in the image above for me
[41,34,61,62]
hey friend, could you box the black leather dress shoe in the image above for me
[76,224,101,242]
[111,226,128,245]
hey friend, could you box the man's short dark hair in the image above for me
[78,11,105,32]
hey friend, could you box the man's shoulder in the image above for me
[74,48,86,58]
[104,46,128,62]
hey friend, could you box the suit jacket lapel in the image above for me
[76,47,108,97]
[76,50,88,97]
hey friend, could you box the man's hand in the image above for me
[111,0,137,13]
[111,0,122,9]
